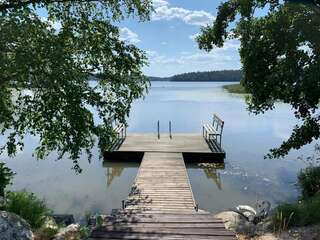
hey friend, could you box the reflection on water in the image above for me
[1,81,314,219]
[104,161,140,187]
[3,153,139,221]
[188,163,224,190]
[201,163,224,190]
[187,161,301,214]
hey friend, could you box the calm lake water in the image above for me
[1,81,314,221]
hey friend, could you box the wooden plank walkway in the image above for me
[125,152,196,212]
[90,152,235,239]
[89,211,235,239]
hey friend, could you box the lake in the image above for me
[1,81,313,221]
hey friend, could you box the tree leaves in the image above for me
[0,0,151,172]
[198,0,320,158]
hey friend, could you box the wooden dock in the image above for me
[105,134,225,162]
[126,152,196,212]
[90,133,235,239]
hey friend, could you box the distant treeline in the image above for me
[148,70,242,82]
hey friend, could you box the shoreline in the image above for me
[223,83,247,94]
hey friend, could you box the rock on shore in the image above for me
[0,211,33,240]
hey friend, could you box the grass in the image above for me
[5,191,51,228]
[223,83,247,94]
[272,194,320,230]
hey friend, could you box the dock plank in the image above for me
[118,135,211,153]
[126,152,196,211]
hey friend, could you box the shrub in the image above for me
[298,166,320,199]
[272,194,320,229]
[5,191,51,228]
[34,227,58,240]
[0,162,15,197]
[223,83,247,94]
[272,202,300,230]
[79,226,91,239]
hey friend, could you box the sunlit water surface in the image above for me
[1,82,314,221]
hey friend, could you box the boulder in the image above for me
[53,224,81,240]
[214,211,256,236]
[234,205,257,222]
[214,211,246,229]
[215,211,274,237]
[51,214,75,226]
[43,216,59,230]
[0,211,33,240]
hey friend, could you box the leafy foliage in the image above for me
[272,194,320,228]
[5,191,51,228]
[198,0,320,158]
[0,0,152,172]
[298,166,320,199]
[0,162,15,197]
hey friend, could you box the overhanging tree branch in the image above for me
[0,0,151,172]
[198,0,320,158]
[0,0,98,11]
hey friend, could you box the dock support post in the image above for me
[169,121,172,139]
[157,120,160,139]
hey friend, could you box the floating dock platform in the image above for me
[104,133,226,163]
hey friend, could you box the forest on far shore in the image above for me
[148,70,242,82]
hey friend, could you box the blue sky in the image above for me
[119,0,241,77]
[38,0,242,77]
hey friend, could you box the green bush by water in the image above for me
[223,83,247,94]
[272,194,320,229]
[298,166,320,199]
[5,191,51,228]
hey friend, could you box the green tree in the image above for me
[0,0,152,172]
[0,162,15,197]
[198,0,320,158]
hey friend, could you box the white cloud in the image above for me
[119,27,140,44]
[144,39,241,77]
[189,33,199,41]
[298,42,314,58]
[183,11,215,26]
[40,17,61,32]
[51,21,62,31]
[189,34,240,51]
[146,50,158,58]
[223,39,241,50]
[152,0,215,26]
[153,0,169,8]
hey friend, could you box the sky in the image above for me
[119,0,242,77]
[37,0,242,77]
